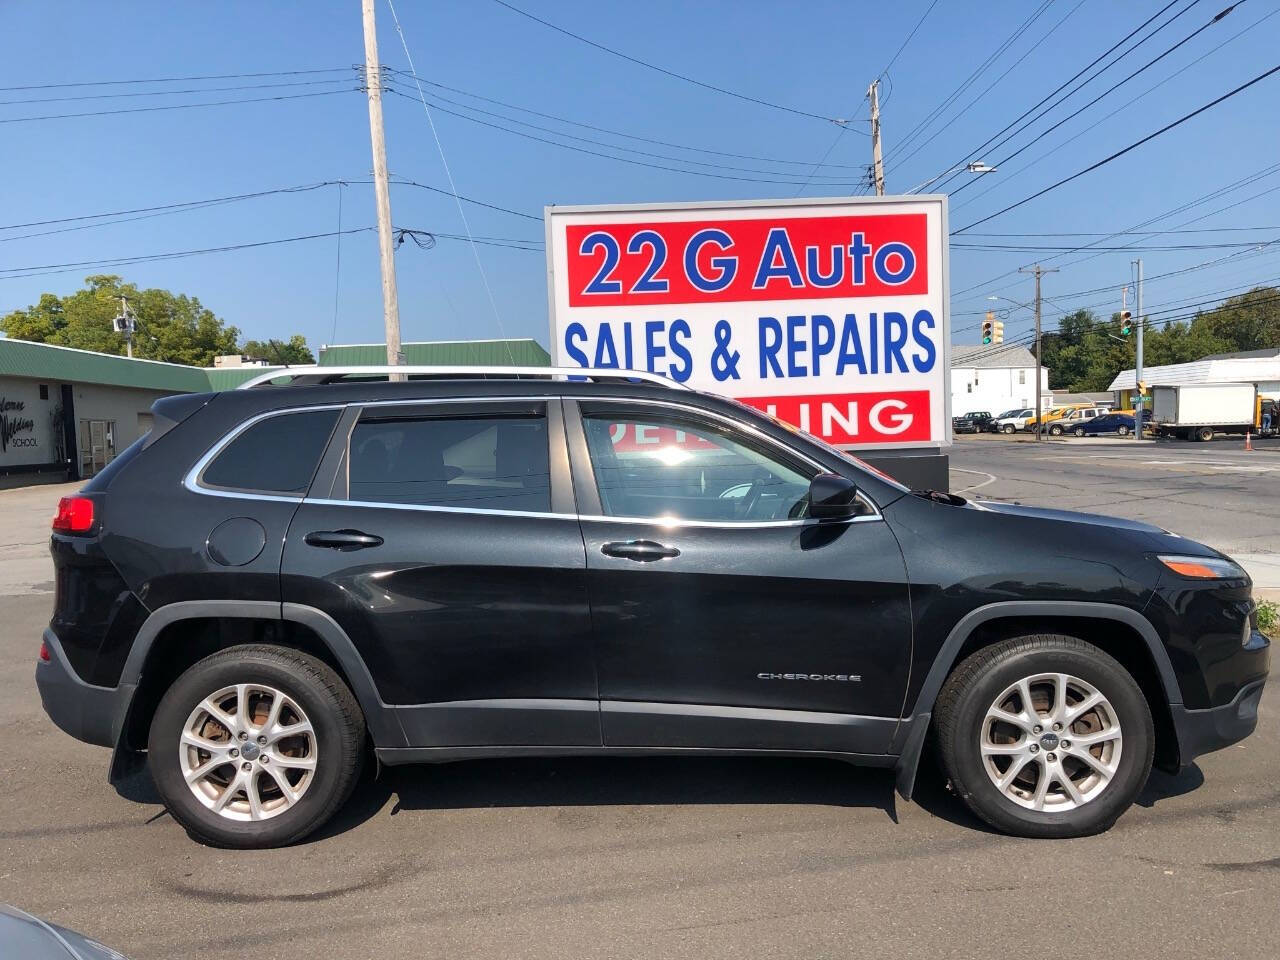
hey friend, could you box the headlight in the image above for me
[1157,554,1248,580]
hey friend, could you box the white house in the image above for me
[951,344,1050,417]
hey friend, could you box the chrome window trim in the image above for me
[183,394,884,526]
[304,497,571,522]
[183,404,346,502]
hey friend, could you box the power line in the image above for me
[488,0,843,124]
[877,0,942,81]
[952,63,1280,233]
[0,88,355,125]
[0,227,378,280]
[0,66,357,93]
[887,0,1088,174]
[383,88,866,187]
[951,159,1280,302]
[0,178,543,248]
[950,4,1280,215]
[382,77,863,181]
[885,0,1056,165]
[0,225,540,283]
[954,240,1274,252]
[926,0,1186,193]
[947,1,1245,202]
[963,226,1280,236]
[0,75,358,106]
[386,0,517,365]
[382,66,868,161]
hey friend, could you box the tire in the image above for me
[1049,424,1063,436]
[1073,426,1085,437]
[1196,426,1214,442]
[1116,425,1130,436]
[148,645,366,848]
[934,634,1154,839]
[1003,424,1015,434]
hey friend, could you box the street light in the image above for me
[907,161,997,194]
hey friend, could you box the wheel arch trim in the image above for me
[892,600,1181,800]
[112,600,405,774]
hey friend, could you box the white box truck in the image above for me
[1151,383,1258,441]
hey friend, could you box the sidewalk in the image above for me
[1236,553,1280,602]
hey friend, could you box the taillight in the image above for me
[52,496,95,533]
[39,640,51,662]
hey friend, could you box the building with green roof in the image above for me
[317,339,550,367]
[0,335,551,487]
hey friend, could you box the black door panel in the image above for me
[566,400,913,753]
[281,398,599,747]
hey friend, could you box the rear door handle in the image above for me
[304,529,384,551]
[601,539,680,562]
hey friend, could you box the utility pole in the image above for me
[1133,258,1145,438]
[1019,264,1059,441]
[361,0,403,375]
[112,295,135,358]
[868,80,885,196]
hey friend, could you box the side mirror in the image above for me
[808,472,860,519]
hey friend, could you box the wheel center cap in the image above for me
[241,741,261,761]
[1039,732,1060,750]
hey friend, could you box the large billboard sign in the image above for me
[546,196,950,449]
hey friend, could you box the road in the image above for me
[1,472,1277,960]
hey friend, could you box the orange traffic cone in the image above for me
[1245,431,1253,451]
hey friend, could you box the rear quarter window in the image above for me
[199,408,340,494]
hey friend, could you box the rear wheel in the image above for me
[1196,426,1214,442]
[935,635,1153,838]
[1116,425,1130,436]
[148,645,366,848]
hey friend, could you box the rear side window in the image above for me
[348,412,550,512]
[201,409,340,494]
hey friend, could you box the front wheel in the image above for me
[1073,426,1085,437]
[1116,425,1130,436]
[1003,424,1015,434]
[148,645,366,848]
[934,635,1153,838]
[1049,424,1063,436]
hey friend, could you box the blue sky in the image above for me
[2,0,1278,354]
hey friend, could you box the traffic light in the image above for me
[982,311,994,345]
[992,319,1004,344]
[1120,310,1133,336]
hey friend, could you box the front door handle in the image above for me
[304,529,384,551]
[601,539,680,562]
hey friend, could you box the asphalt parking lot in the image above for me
[1,468,1277,960]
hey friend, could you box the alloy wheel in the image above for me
[980,673,1123,812]
[179,683,318,821]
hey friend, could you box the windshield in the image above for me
[997,409,1020,418]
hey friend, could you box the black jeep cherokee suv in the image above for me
[36,368,1269,847]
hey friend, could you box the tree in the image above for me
[239,334,314,365]
[1035,286,1280,392]
[2,275,239,366]
[1,275,313,369]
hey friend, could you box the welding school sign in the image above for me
[546,196,950,449]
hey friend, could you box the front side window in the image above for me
[201,409,340,494]
[348,412,550,512]
[581,408,816,523]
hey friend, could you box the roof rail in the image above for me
[234,364,690,391]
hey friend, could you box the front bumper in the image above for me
[36,628,132,749]
[1170,677,1267,767]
